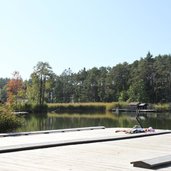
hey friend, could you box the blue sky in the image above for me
[0,0,171,80]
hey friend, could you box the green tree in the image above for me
[128,52,154,102]
[128,79,148,102]
[153,55,171,102]
[86,67,100,102]
[75,68,88,102]
[0,78,9,102]
[28,62,54,105]
[98,67,108,101]
[110,62,130,101]
[59,68,75,103]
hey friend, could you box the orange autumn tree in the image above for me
[7,71,25,106]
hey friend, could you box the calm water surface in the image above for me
[17,112,171,132]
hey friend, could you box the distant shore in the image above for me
[47,102,171,113]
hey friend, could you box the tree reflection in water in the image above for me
[16,112,171,132]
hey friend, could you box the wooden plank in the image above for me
[131,155,171,169]
[0,130,170,154]
[0,126,105,137]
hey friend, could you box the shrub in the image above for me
[32,104,48,113]
[13,103,32,113]
[0,105,23,133]
[13,103,48,114]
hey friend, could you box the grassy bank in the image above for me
[48,102,129,113]
[153,103,171,112]
[12,102,171,114]
[48,102,171,113]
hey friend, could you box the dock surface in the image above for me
[0,127,171,171]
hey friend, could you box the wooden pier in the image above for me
[113,108,157,113]
[0,127,171,170]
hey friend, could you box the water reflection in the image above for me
[17,112,171,132]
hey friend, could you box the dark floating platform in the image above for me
[131,154,171,169]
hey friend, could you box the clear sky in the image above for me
[0,0,171,80]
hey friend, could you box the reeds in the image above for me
[48,102,129,113]
[153,103,171,112]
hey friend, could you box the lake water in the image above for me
[17,112,171,132]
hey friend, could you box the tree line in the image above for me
[1,52,171,105]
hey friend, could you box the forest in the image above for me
[0,52,171,105]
